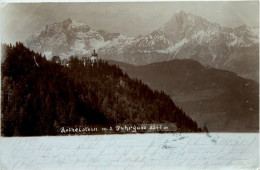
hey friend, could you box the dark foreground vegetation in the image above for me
[1,42,201,136]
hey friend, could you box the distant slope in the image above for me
[1,43,200,136]
[107,59,259,132]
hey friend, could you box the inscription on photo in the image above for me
[60,123,177,134]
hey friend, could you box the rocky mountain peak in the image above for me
[158,11,221,43]
[25,13,259,81]
[165,11,211,30]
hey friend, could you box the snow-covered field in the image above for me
[0,133,258,170]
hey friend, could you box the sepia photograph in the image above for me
[0,1,259,169]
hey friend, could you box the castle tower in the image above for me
[91,49,98,63]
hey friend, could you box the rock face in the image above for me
[25,11,259,81]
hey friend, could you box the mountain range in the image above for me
[107,59,259,132]
[25,10,259,81]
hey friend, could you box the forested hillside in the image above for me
[108,60,259,132]
[1,43,201,136]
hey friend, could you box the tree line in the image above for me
[1,42,202,136]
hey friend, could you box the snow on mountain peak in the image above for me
[68,19,90,29]
[25,15,259,81]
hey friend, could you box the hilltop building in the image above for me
[91,50,98,63]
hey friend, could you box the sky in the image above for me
[1,1,259,44]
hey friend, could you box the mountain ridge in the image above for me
[25,11,259,81]
[106,59,259,132]
[1,43,201,136]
